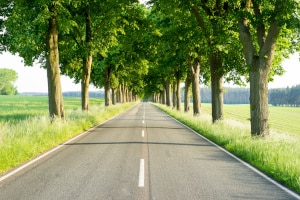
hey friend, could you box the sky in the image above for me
[0,52,299,93]
[0,52,98,93]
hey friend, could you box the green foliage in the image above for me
[0,68,18,95]
[91,4,151,98]
[59,0,140,82]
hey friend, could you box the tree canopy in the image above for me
[0,0,299,135]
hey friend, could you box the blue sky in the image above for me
[0,52,299,93]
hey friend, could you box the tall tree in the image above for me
[237,0,299,136]
[151,0,246,121]
[3,0,65,120]
[60,0,139,110]
[91,4,151,106]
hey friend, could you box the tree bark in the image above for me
[46,2,64,120]
[112,87,117,105]
[209,51,224,122]
[162,88,166,104]
[81,7,93,111]
[172,82,177,109]
[176,76,181,111]
[184,73,191,112]
[81,56,92,110]
[238,4,280,136]
[190,58,201,115]
[118,83,123,103]
[104,66,111,106]
[250,57,270,136]
[165,80,172,107]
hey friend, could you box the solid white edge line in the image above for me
[0,104,137,183]
[138,159,145,187]
[154,105,300,200]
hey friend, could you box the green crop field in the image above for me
[0,95,104,123]
[201,104,300,136]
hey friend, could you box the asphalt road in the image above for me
[0,103,299,200]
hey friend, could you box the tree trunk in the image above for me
[184,73,191,112]
[172,82,176,109]
[120,82,125,103]
[176,76,181,111]
[165,80,172,107]
[46,2,64,120]
[81,6,93,111]
[118,84,123,103]
[125,87,129,102]
[81,56,92,110]
[209,52,224,123]
[238,9,280,136]
[104,66,111,106]
[129,90,133,102]
[112,87,117,105]
[190,58,201,115]
[250,57,270,136]
[161,88,166,104]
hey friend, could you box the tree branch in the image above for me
[252,1,266,49]
[238,0,255,65]
[191,5,208,38]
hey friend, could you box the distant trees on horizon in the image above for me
[0,68,18,95]
[200,85,300,107]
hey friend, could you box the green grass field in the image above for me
[0,95,104,123]
[201,104,300,136]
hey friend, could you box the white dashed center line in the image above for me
[142,130,145,137]
[138,159,145,187]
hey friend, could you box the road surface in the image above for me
[0,103,299,200]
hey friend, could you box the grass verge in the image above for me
[154,103,300,194]
[0,102,136,175]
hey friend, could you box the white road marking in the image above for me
[142,130,145,137]
[138,159,145,187]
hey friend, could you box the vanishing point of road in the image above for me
[0,103,299,200]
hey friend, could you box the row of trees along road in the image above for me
[0,0,299,137]
[0,0,152,120]
[146,0,299,137]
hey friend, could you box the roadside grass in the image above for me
[0,95,103,122]
[155,103,300,194]
[202,103,300,136]
[0,96,136,175]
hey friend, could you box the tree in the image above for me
[150,0,247,121]
[59,0,139,110]
[149,7,203,113]
[237,0,299,136]
[0,68,18,95]
[91,4,151,106]
[3,0,65,120]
